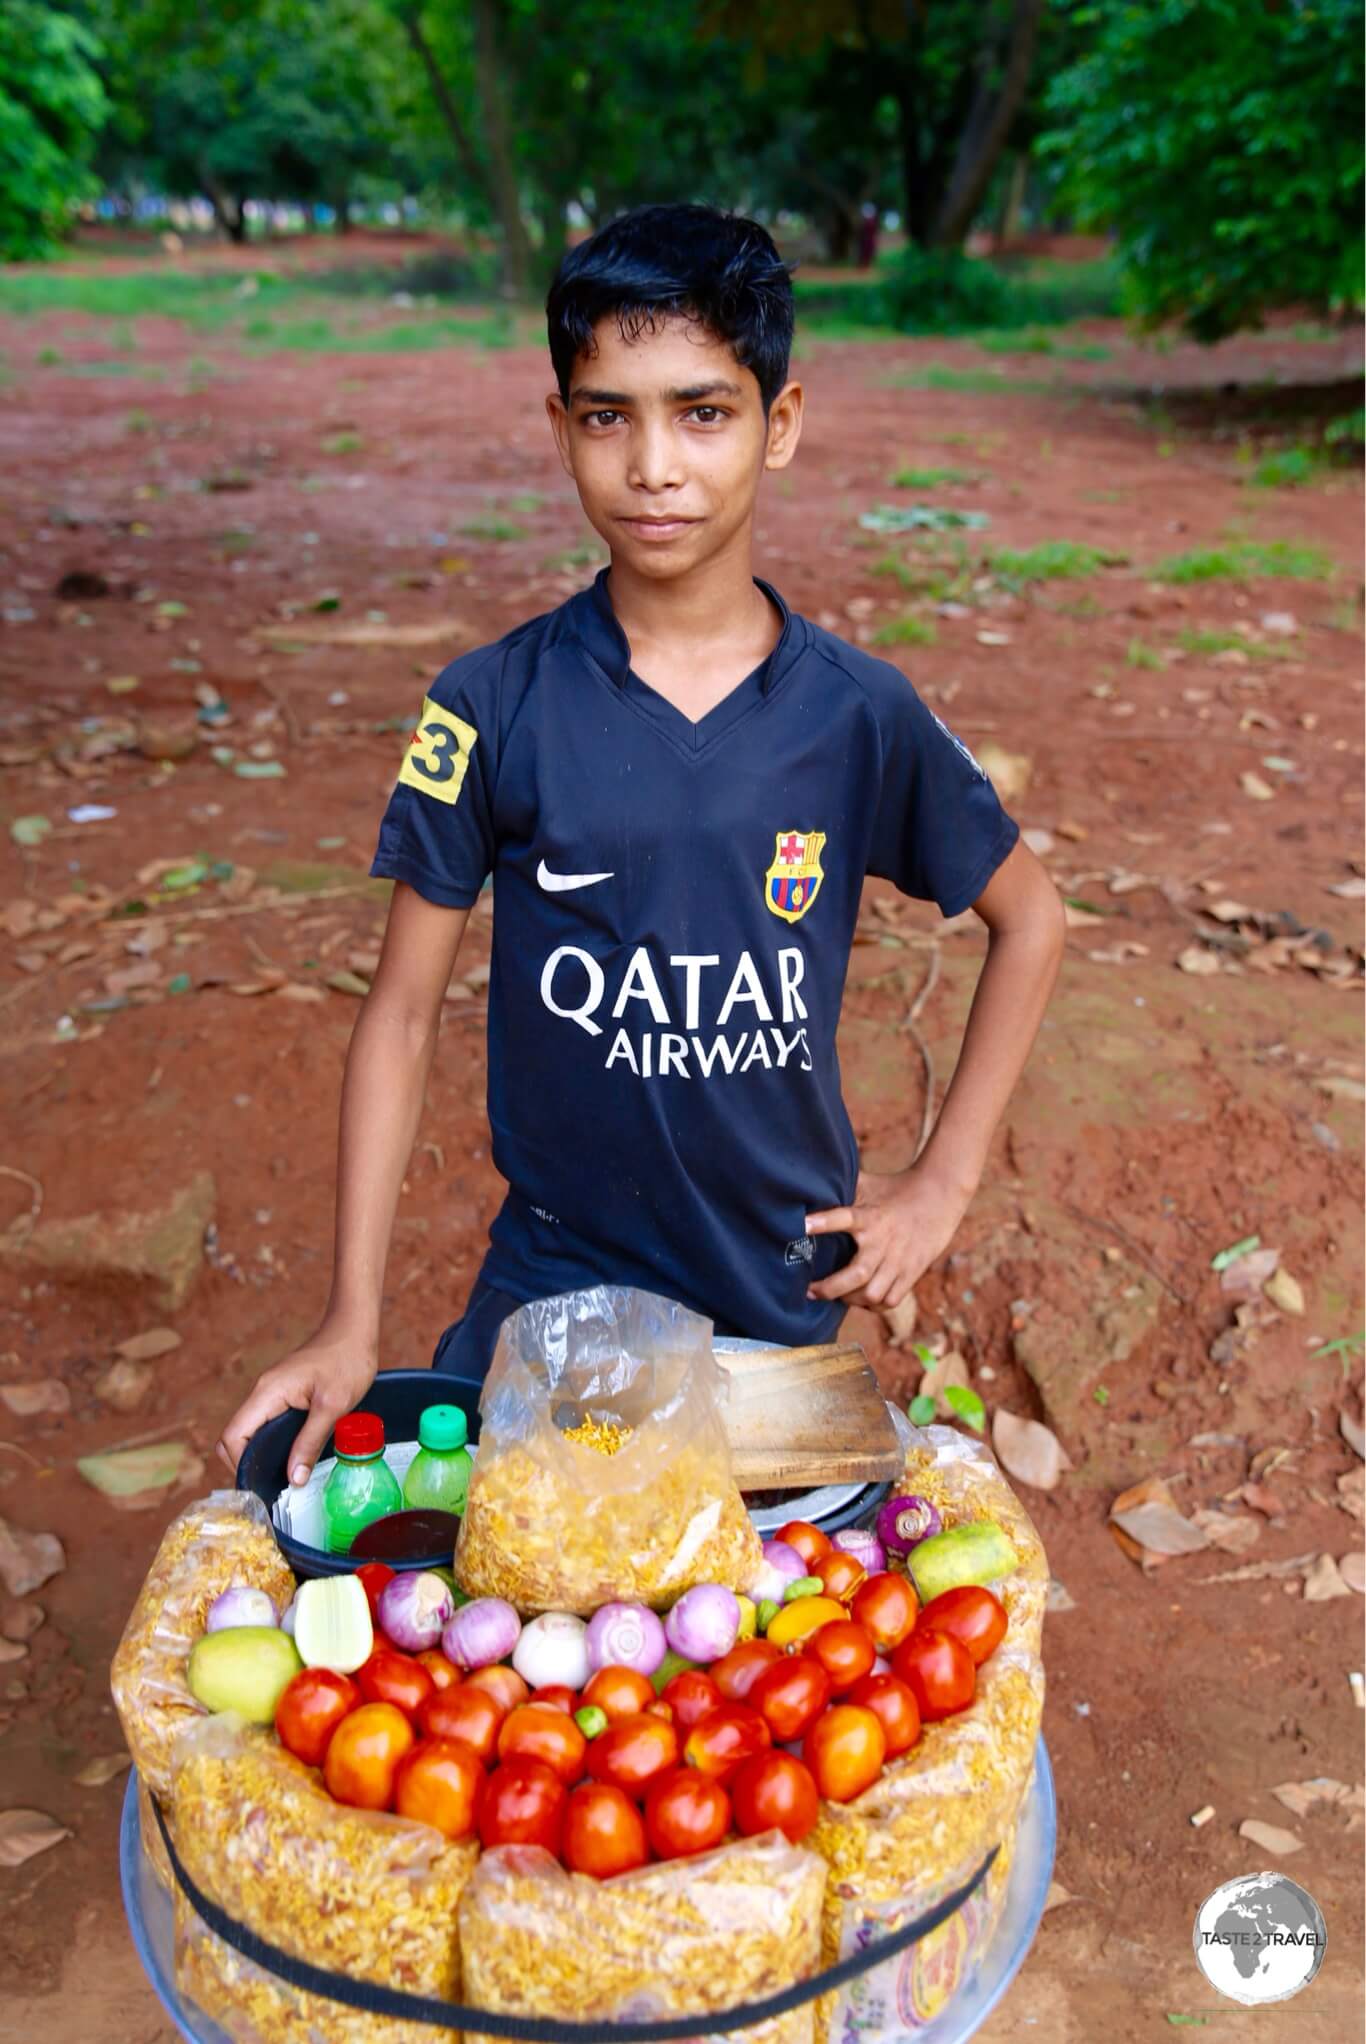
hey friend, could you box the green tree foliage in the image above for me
[0,3,109,259]
[1043,0,1366,340]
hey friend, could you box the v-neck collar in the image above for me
[566,565,807,753]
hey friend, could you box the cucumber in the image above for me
[907,1521,1018,1603]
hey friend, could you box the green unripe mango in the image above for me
[907,1522,1017,1604]
[188,1626,302,1723]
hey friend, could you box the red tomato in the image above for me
[808,1620,877,1694]
[918,1586,1008,1667]
[682,1705,771,1784]
[497,1703,588,1785]
[644,1767,731,1860]
[846,1672,922,1758]
[464,1664,529,1714]
[891,1629,976,1722]
[802,1703,886,1804]
[850,1572,920,1653]
[646,1698,675,1724]
[731,1751,820,1844]
[581,1666,656,1723]
[275,1668,360,1768]
[776,1519,832,1568]
[416,1649,461,1695]
[323,1701,414,1810]
[563,1782,649,1879]
[353,1562,395,1624]
[710,1639,783,1702]
[814,1550,867,1602]
[661,1669,724,1730]
[750,1655,831,1742]
[419,1682,504,1765]
[530,1684,580,1716]
[393,1735,485,1840]
[356,1646,436,1720]
[585,1712,680,1798]
[479,1758,567,1854]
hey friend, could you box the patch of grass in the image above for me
[1175,628,1288,660]
[36,345,63,365]
[1325,406,1365,455]
[124,408,154,434]
[57,358,165,379]
[320,430,362,455]
[507,492,544,514]
[1053,592,1104,618]
[975,328,1111,361]
[989,540,1125,583]
[543,540,605,570]
[889,463,981,488]
[1153,540,1334,583]
[1326,598,1362,632]
[1247,445,1322,489]
[460,514,527,542]
[883,363,1060,396]
[1126,639,1165,670]
[871,612,938,647]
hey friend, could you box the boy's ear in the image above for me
[763,379,804,472]
[545,391,576,477]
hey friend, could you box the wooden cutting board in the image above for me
[716,1341,902,1489]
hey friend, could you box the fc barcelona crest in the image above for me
[765,829,826,924]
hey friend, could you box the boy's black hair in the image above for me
[546,203,796,415]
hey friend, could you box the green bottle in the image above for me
[321,1412,403,1556]
[403,1404,473,1516]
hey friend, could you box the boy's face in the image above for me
[545,312,802,579]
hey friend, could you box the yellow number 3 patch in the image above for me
[396,696,478,807]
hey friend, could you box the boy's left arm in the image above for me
[805,839,1066,1311]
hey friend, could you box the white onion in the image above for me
[206,1585,278,1632]
[513,1612,590,1690]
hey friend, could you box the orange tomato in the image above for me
[644,1767,731,1860]
[355,1646,435,1720]
[750,1655,831,1742]
[530,1684,579,1715]
[710,1638,783,1702]
[846,1672,922,1758]
[323,1701,415,1810]
[581,1666,656,1722]
[563,1782,649,1878]
[808,1620,877,1694]
[497,1703,587,1785]
[275,1668,360,1769]
[917,1586,1008,1666]
[585,1712,680,1798]
[776,1520,832,1569]
[765,1596,847,1650]
[464,1664,529,1714]
[731,1751,819,1844]
[479,1758,566,1853]
[814,1550,867,1602]
[850,1571,920,1653]
[418,1682,503,1764]
[802,1703,886,1804]
[416,1649,461,1694]
[393,1735,485,1839]
[682,1705,771,1784]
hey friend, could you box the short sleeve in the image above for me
[368,650,500,909]
[865,677,1019,916]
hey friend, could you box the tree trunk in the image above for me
[335,194,353,235]
[398,9,493,214]
[931,0,1044,249]
[469,0,534,298]
[994,149,1029,246]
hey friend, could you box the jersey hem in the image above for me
[368,850,484,910]
[937,814,1020,918]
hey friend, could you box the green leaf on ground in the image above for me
[944,1385,986,1433]
[1211,1234,1260,1272]
[908,1394,937,1426]
[10,815,51,847]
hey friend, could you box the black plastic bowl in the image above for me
[237,1368,485,1580]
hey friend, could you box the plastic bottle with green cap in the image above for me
[403,1404,473,1516]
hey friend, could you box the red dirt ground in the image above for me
[0,245,1362,2040]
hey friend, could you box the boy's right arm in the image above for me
[216,882,472,1485]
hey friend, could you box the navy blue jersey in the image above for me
[371,568,1018,1346]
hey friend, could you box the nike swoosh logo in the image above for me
[536,859,615,893]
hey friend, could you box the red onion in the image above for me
[442,1595,521,1670]
[377,1570,454,1653]
[585,1601,667,1676]
[747,1538,807,1604]
[205,1585,278,1632]
[832,1527,886,1574]
[664,1584,741,1664]
[876,1494,943,1557]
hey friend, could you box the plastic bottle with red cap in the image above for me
[321,1412,403,1555]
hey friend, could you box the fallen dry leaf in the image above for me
[1177,944,1221,976]
[1336,1468,1364,1520]
[1046,1578,1077,1612]
[0,1519,65,1599]
[1220,1247,1280,1300]
[1190,1509,1261,1554]
[114,1327,181,1363]
[1240,772,1276,801]
[1064,902,1108,929]
[1270,1778,1364,1822]
[0,1809,71,1868]
[254,618,467,649]
[1087,941,1150,964]
[1325,877,1366,899]
[1041,1880,1083,1914]
[325,969,371,997]
[1339,1551,1364,1594]
[1318,1076,1366,1102]
[975,741,1032,804]
[880,1295,919,1347]
[93,1358,154,1412]
[1339,1410,1364,1460]
[273,982,326,1005]
[1199,1551,1317,1585]
[73,1753,132,1788]
[0,1381,70,1418]
[1,1603,43,1642]
[993,1410,1071,1492]
[0,1638,27,1663]
[1204,899,1256,924]
[1302,1553,1353,1602]
[76,1440,199,1503]
[1239,1483,1287,1519]
[1237,1818,1302,1856]
[1263,1268,1305,1315]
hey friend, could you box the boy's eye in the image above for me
[690,406,724,423]
[587,409,622,427]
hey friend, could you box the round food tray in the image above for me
[120,1736,1055,2044]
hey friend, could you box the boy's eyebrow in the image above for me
[570,379,745,405]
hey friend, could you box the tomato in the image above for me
[731,1751,820,1844]
[419,1682,504,1764]
[464,1664,529,1714]
[776,1520,832,1568]
[846,1672,922,1759]
[850,1571,920,1653]
[323,1701,415,1811]
[751,1655,831,1741]
[585,1712,680,1798]
[646,1698,675,1724]
[353,1562,395,1624]
[393,1735,485,1840]
[918,1586,1008,1667]
[530,1684,580,1715]
[891,1629,976,1722]
[563,1782,649,1879]
[814,1550,867,1602]
[416,1649,461,1695]
[497,1703,588,1785]
[764,1596,847,1650]
[275,1668,360,1768]
[479,1758,567,1854]
[644,1767,731,1860]
[711,1638,783,1702]
[808,1620,877,1694]
[682,1705,771,1784]
[661,1669,723,1730]
[581,1666,655,1723]
[802,1703,886,1804]
[356,1646,436,1720]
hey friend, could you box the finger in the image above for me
[808,1257,875,1304]
[218,1387,285,1479]
[805,1206,856,1235]
[884,1274,919,1310]
[860,1260,897,1308]
[288,1396,343,1488]
[215,1438,237,1478]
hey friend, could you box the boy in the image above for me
[219,204,1065,1488]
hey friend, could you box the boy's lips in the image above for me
[617,515,699,542]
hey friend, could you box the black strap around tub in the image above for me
[151,1794,996,2042]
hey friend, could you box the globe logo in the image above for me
[1193,1872,1327,2005]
